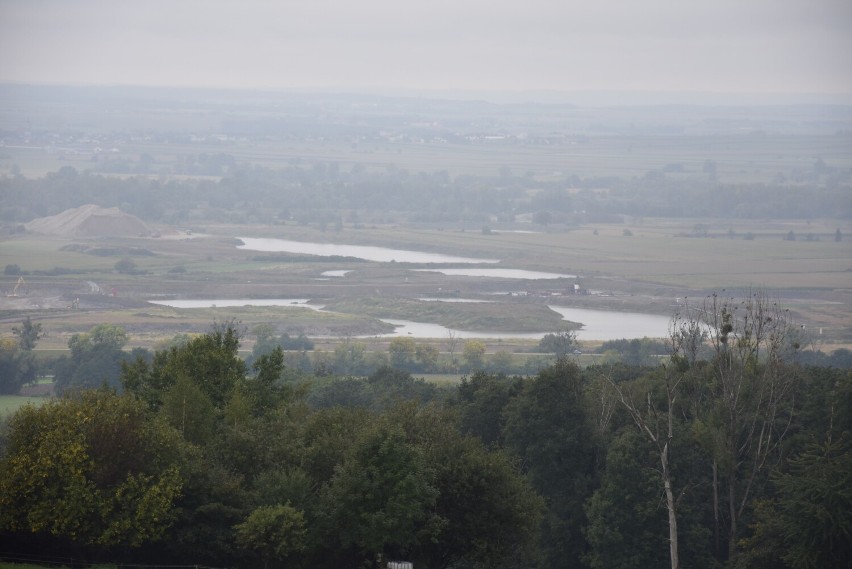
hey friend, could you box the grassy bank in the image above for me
[0,395,49,418]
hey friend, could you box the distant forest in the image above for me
[2,159,850,228]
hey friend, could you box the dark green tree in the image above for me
[584,430,669,569]
[738,436,852,569]
[365,367,438,410]
[0,317,43,393]
[13,316,43,351]
[394,404,543,569]
[54,324,132,393]
[159,373,217,445]
[604,363,690,569]
[0,337,24,394]
[503,359,598,569]
[114,257,137,273]
[537,329,578,358]
[316,422,440,568]
[123,321,246,409]
[456,371,523,447]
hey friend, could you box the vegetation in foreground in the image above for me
[1,293,851,569]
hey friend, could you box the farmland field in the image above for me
[1,87,850,354]
[1,216,849,353]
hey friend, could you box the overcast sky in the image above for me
[1,0,850,101]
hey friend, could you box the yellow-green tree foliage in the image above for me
[388,337,416,370]
[0,390,192,547]
[462,340,486,371]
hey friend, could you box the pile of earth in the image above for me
[26,204,150,237]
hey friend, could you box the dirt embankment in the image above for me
[25,204,151,238]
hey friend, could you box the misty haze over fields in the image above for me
[2,0,851,100]
[1,3,852,569]
[1,0,850,405]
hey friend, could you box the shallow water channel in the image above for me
[149,299,671,340]
[237,237,499,264]
[237,237,578,280]
[182,237,669,339]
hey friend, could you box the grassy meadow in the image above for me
[0,395,47,418]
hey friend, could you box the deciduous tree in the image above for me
[234,504,307,569]
[317,422,440,567]
[389,337,416,370]
[503,359,597,569]
[123,321,246,409]
[55,324,132,392]
[696,291,799,561]
[0,390,190,548]
[462,340,486,371]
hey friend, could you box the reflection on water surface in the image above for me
[147,299,671,340]
[237,237,498,264]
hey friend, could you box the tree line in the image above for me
[0,321,690,397]
[2,162,849,231]
[1,293,851,569]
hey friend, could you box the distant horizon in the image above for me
[2,1,850,107]
[2,81,850,107]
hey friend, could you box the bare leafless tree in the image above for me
[605,363,684,569]
[696,290,799,561]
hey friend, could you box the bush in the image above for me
[114,258,137,273]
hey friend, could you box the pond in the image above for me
[413,268,576,279]
[548,306,672,341]
[149,299,325,311]
[237,237,499,264]
[417,297,494,303]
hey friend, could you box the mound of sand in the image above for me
[26,205,150,238]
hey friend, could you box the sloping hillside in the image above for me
[25,205,150,237]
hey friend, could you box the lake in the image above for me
[237,237,499,264]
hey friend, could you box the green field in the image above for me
[0,395,47,417]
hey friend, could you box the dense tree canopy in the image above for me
[1,309,850,569]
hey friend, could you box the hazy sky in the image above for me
[1,0,850,99]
